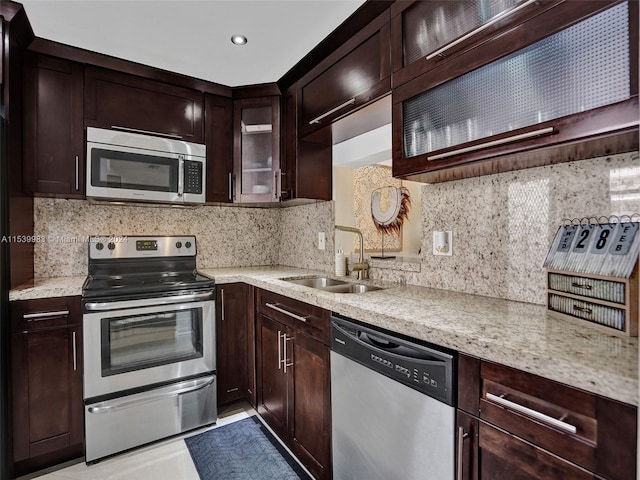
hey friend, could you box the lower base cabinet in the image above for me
[216,283,254,406]
[256,289,331,480]
[457,354,637,480]
[9,296,84,478]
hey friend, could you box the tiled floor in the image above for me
[22,402,269,480]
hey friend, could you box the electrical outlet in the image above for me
[318,232,326,250]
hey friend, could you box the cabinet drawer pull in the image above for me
[228,172,233,201]
[486,392,577,434]
[226,387,239,393]
[571,282,593,290]
[457,426,469,480]
[427,127,555,161]
[23,310,70,320]
[309,98,356,125]
[426,0,539,60]
[111,125,182,139]
[265,302,309,323]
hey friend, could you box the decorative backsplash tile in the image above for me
[278,201,335,272]
[33,151,640,309]
[33,199,282,277]
[370,151,640,305]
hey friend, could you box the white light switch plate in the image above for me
[318,232,326,250]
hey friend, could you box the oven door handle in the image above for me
[87,376,215,414]
[84,291,214,311]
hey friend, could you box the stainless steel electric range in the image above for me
[81,235,216,463]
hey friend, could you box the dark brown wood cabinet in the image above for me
[23,53,84,196]
[392,0,639,184]
[298,9,391,138]
[390,0,564,88]
[457,353,637,480]
[205,95,234,203]
[216,283,253,406]
[9,296,83,478]
[233,97,281,203]
[256,289,331,480]
[280,86,333,201]
[84,66,204,143]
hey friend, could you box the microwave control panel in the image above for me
[184,161,203,194]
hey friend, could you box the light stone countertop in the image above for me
[10,266,638,406]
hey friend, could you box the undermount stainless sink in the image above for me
[285,276,348,288]
[283,276,383,294]
[322,283,384,294]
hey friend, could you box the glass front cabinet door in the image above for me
[392,0,639,183]
[233,97,281,203]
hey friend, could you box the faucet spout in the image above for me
[335,225,368,280]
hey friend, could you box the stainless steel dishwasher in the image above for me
[330,314,455,480]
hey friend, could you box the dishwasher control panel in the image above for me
[330,315,455,406]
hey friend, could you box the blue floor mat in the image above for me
[185,416,310,480]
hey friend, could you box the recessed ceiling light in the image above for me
[231,34,248,45]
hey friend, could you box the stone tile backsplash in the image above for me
[33,151,639,307]
[33,200,282,277]
[371,151,640,305]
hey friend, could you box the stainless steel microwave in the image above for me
[86,127,206,204]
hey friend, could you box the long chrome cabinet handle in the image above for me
[75,155,79,191]
[486,392,578,434]
[221,289,225,321]
[426,0,538,60]
[277,330,283,370]
[457,426,469,480]
[228,172,233,201]
[23,310,69,320]
[85,291,214,311]
[72,331,77,371]
[427,127,555,161]
[309,98,355,125]
[283,334,293,373]
[265,302,308,323]
[110,125,183,139]
[87,376,214,414]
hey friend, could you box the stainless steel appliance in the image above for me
[82,235,216,462]
[330,314,456,480]
[86,127,206,204]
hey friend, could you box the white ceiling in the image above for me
[19,0,366,87]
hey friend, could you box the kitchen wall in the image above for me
[33,151,639,308]
[371,151,640,305]
[33,199,282,277]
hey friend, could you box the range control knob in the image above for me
[107,242,116,251]
[175,241,183,249]
[95,242,104,251]
[185,241,192,249]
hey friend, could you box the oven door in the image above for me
[83,296,215,400]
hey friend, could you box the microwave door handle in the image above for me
[178,156,185,197]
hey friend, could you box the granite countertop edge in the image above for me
[10,266,638,406]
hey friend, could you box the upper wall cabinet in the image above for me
[23,53,84,196]
[298,10,391,138]
[390,0,563,88]
[233,97,281,203]
[392,0,639,183]
[84,66,204,143]
[205,94,234,203]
